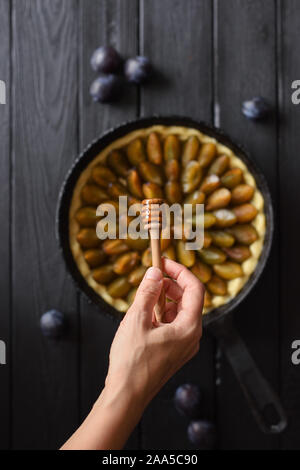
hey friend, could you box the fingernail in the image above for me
[145,267,163,281]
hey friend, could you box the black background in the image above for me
[0,0,299,450]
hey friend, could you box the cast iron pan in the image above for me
[56,116,287,434]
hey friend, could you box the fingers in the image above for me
[162,258,204,328]
[163,301,178,323]
[163,277,183,302]
[130,267,163,327]
[176,286,204,330]
[162,258,200,291]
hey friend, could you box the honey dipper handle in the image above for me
[150,234,165,323]
[150,235,162,270]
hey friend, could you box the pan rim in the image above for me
[56,115,274,326]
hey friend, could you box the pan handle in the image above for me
[208,315,287,434]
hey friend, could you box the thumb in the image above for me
[131,267,163,326]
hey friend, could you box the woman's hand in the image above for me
[61,258,204,450]
[106,258,204,410]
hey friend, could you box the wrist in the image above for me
[94,376,147,422]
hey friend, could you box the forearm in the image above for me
[61,380,146,450]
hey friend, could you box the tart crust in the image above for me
[69,125,266,314]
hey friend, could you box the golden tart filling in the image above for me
[69,125,266,315]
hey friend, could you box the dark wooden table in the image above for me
[0,0,299,450]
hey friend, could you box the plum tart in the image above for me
[69,125,265,314]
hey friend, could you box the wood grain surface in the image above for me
[0,0,11,450]
[215,0,280,449]
[78,0,139,450]
[140,0,215,450]
[278,0,300,450]
[11,0,79,449]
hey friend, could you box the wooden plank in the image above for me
[278,0,300,450]
[140,0,215,449]
[0,0,11,450]
[11,0,79,449]
[215,0,280,449]
[78,0,139,450]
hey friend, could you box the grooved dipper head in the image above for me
[141,198,164,231]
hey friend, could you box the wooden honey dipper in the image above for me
[142,198,166,323]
